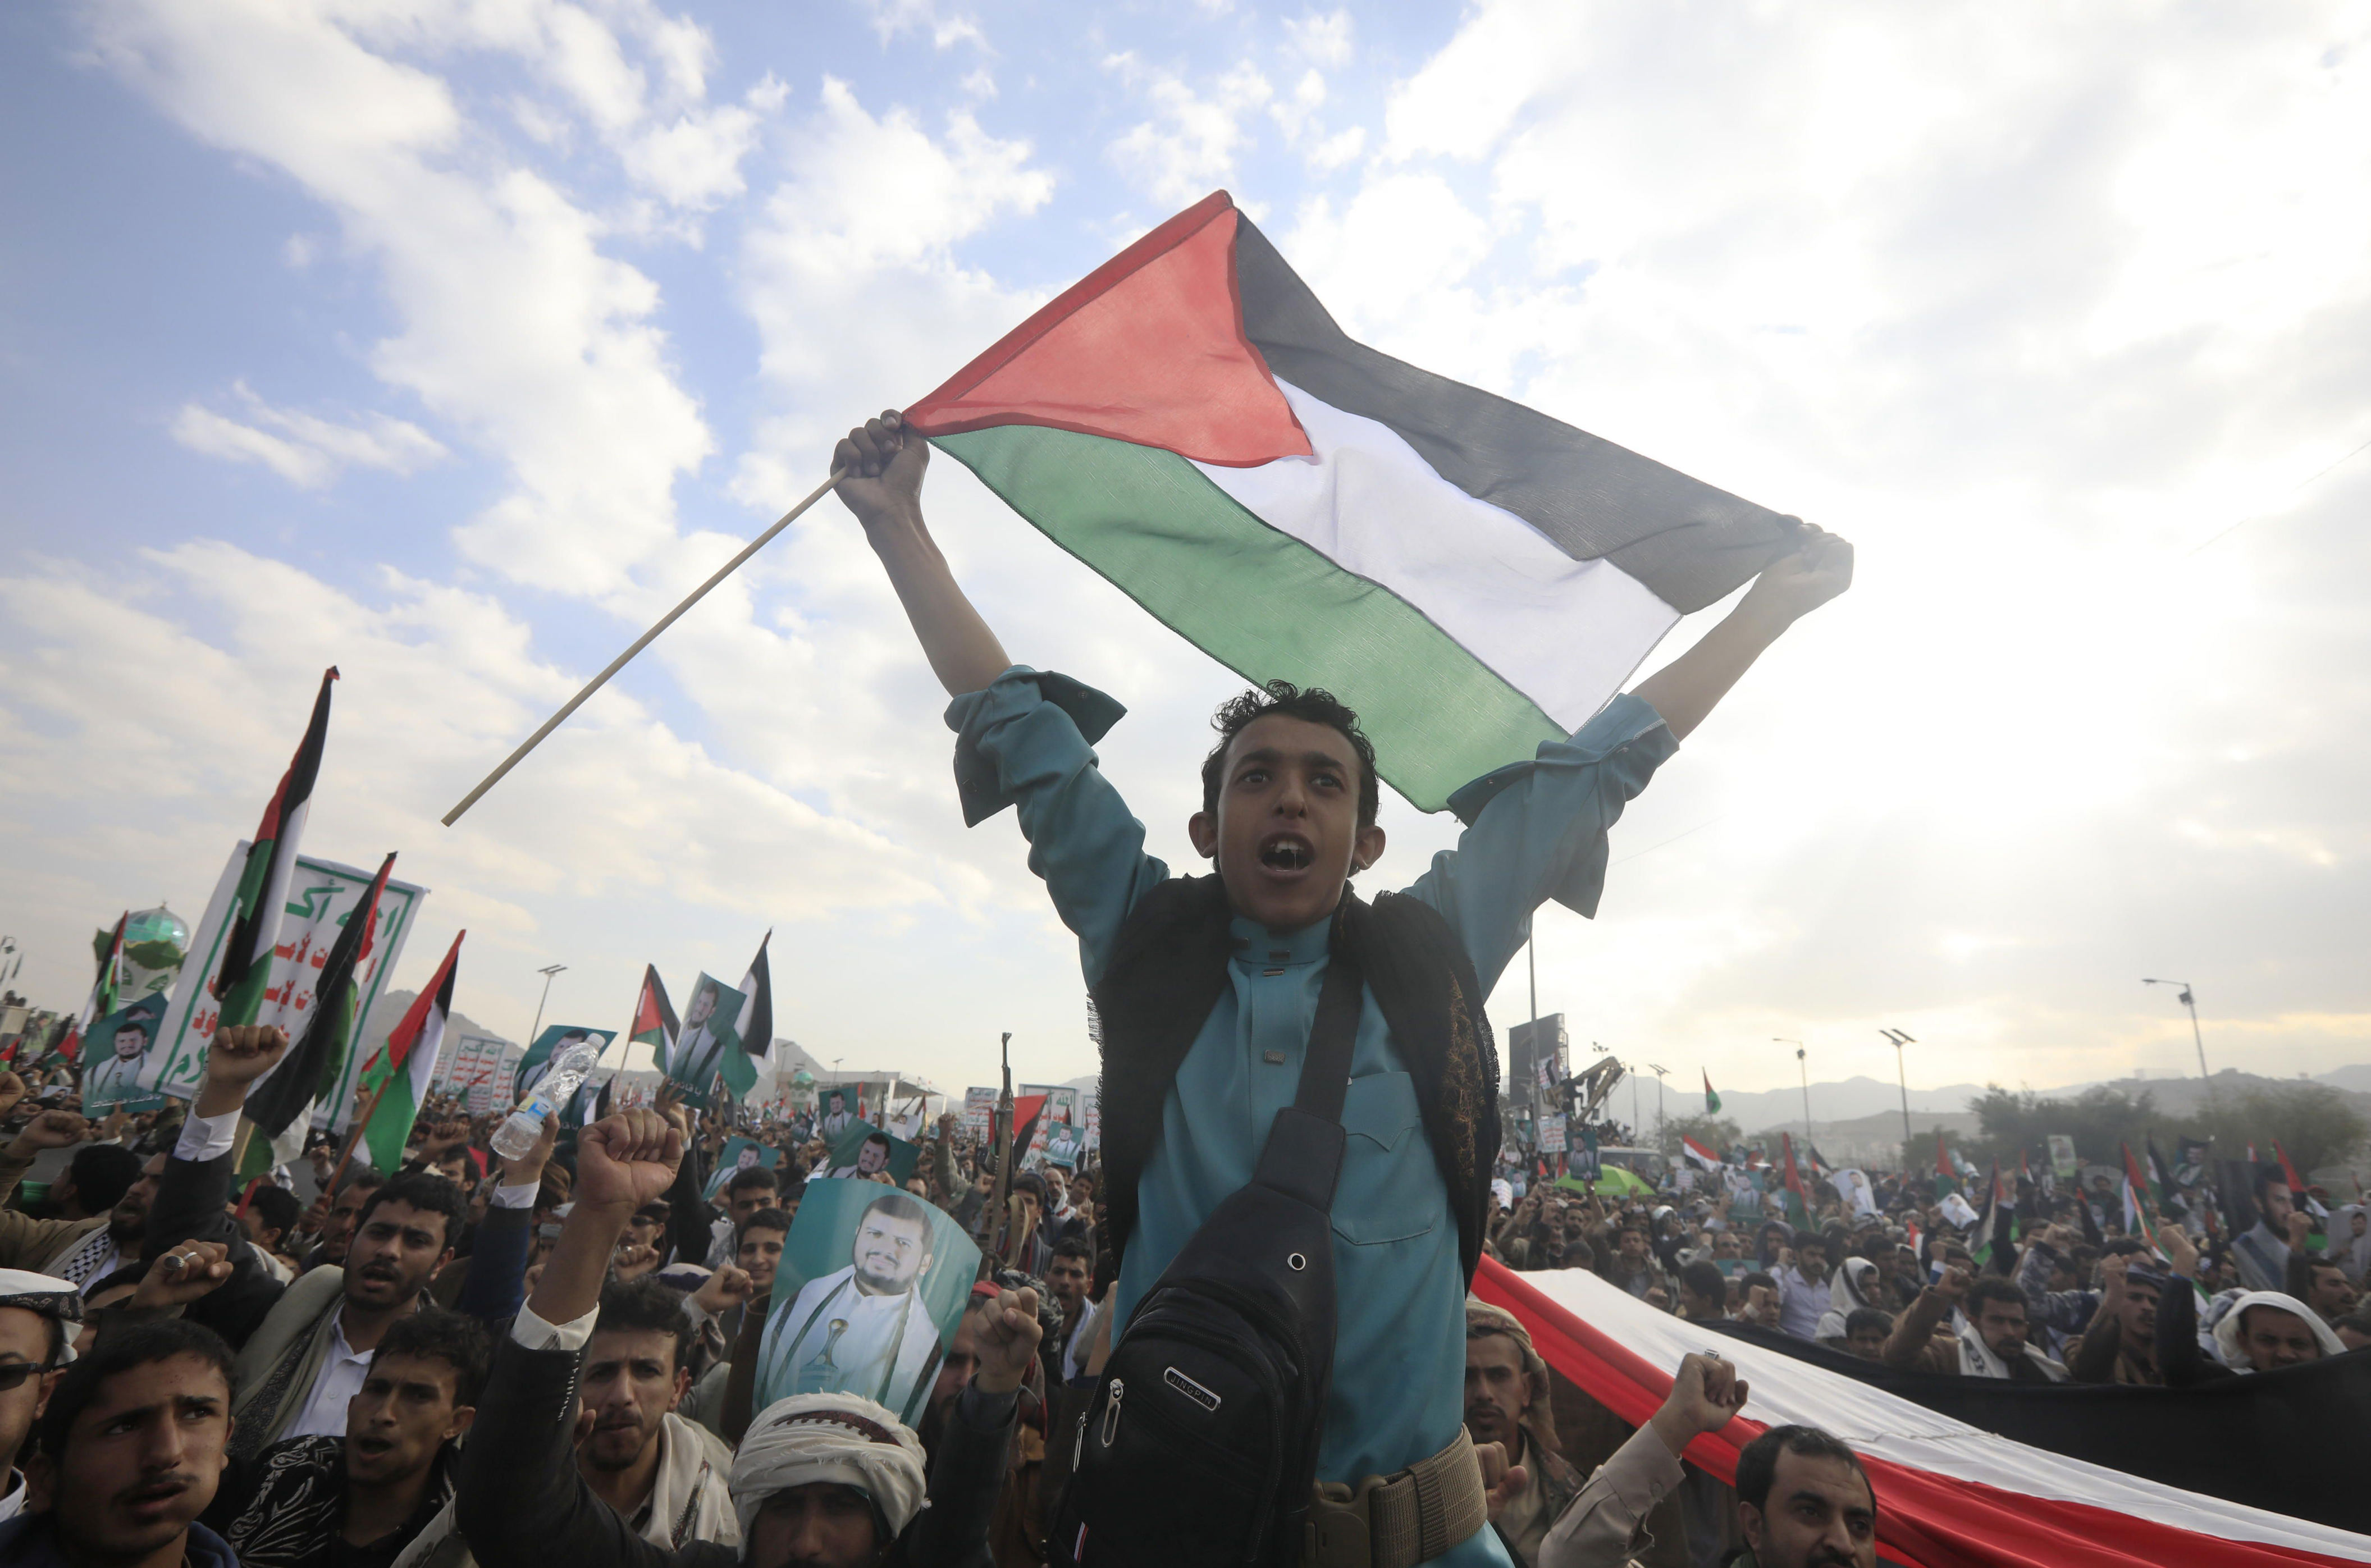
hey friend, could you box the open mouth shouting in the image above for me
[1257,831,1315,876]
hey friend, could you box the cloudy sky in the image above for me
[5,0,2368,1102]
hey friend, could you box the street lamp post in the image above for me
[2142,980,2212,1084]
[1775,1038,1811,1148]
[1646,1063,1670,1150]
[1880,1029,1916,1149]
[528,963,567,1044]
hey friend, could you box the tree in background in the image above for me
[1660,1113,1743,1157]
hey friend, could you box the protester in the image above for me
[832,407,1851,1566]
[1773,1233,1831,1342]
[1813,1256,1881,1346]
[1464,1302,1581,1566]
[2066,1249,2166,1387]
[1600,1222,1673,1304]
[1040,1237,1097,1385]
[1728,1424,1878,1568]
[456,1108,1039,1568]
[1675,1261,1727,1324]
[0,1108,157,1287]
[210,1308,488,1568]
[0,1272,79,1523]
[4,1319,237,1567]
[2230,1169,2294,1293]
[1733,1273,1783,1331]
[1521,1351,1750,1568]
[303,1170,387,1273]
[2155,1226,2343,1384]
[1882,1266,2068,1381]
[1840,1308,1892,1360]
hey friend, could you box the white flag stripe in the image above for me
[1515,1268,2371,1560]
[1194,378,1679,732]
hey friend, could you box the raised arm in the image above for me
[1629,524,1852,742]
[838,411,1012,698]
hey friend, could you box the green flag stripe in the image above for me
[932,424,1564,813]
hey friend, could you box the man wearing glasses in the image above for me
[0,1269,79,1521]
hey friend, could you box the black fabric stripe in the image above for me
[1234,214,1796,614]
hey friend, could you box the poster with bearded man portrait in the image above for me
[752,1178,981,1424]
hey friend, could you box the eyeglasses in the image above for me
[0,1361,57,1392]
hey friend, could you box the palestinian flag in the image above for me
[2275,1140,2328,1220]
[1778,1132,1812,1228]
[54,911,129,1065]
[211,668,337,1028]
[717,932,774,1101]
[905,191,1798,812]
[357,928,462,1175]
[1934,1131,1959,1200]
[629,965,679,1072]
[1681,1134,1723,1173]
[1806,1142,1835,1181]
[2120,1143,2164,1255]
[1701,1069,1721,1116]
[241,850,392,1173]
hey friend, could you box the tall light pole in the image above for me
[1880,1028,1916,1149]
[1775,1038,1811,1148]
[2142,980,2212,1084]
[528,963,566,1044]
[1646,1063,1670,1149]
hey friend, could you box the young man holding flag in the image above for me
[832,409,1851,1565]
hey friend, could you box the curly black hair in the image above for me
[1199,680,1379,829]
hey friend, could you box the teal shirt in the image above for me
[947,670,1677,1565]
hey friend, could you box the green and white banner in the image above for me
[140,843,426,1105]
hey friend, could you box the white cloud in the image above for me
[862,0,986,51]
[170,385,446,488]
[1104,55,1273,207]
[1284,9,1354,68]
[1331,0,2371,1089]
[86,0,726,598]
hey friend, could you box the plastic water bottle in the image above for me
[491,1039,601,1159]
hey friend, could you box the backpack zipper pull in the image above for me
[1099,1379,1125,1447]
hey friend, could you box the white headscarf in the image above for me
[732,1391,929,1543]
[0,1268,81,1364]
[2209,1290,2346,1370]
[1815,1258,1878,1342]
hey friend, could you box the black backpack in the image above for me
[1050,950,1364,1567]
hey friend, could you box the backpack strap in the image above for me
[1290,943,1364,1127]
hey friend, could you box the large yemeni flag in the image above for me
[1478,1260,2371,1568]
[1679,1133,1722,1173]
[358,929,463,1175]
[212,668,337,1027]
[904,191,1797,812]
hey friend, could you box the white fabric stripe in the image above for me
[1518,1268,2371,1561]
[1191,380,1679,731]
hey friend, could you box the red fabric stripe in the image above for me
[1472,1257,2361,1568]
[904,190,1310,465]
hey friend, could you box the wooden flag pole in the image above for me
[441,468,847,826]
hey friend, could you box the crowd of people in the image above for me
[1482,1151,2368,1395]
[0,411,1933,1568]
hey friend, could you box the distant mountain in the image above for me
[1702,1074,1986,1134]
[2316,1066,2371,1093]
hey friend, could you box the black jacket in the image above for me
[456,1332,1016,1568]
